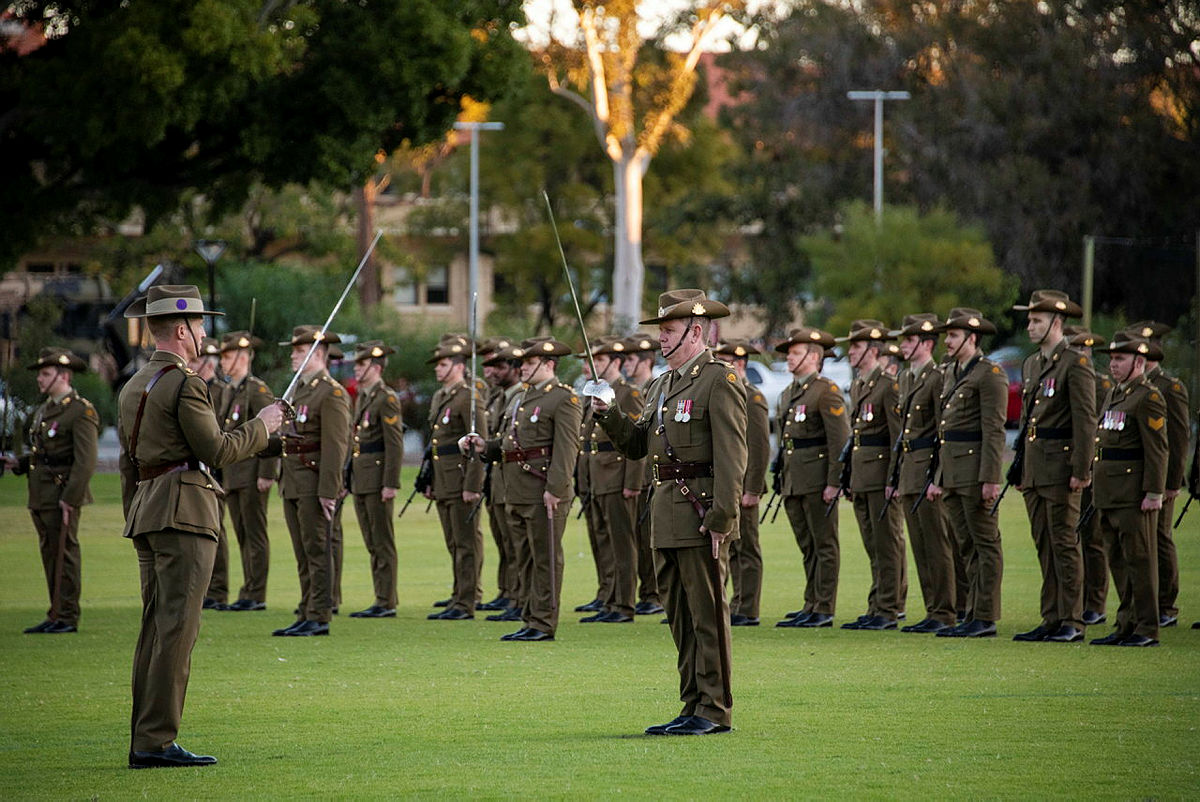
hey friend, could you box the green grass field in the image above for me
[1,470,1198,799]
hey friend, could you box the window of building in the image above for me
[25,262,54,273]
[425,265,449,305]
[392,266,417,306]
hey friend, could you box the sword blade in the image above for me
[281,230,383,404]
[542,190,598,378]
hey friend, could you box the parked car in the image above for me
[987,346,1026,429]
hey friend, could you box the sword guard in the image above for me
[582,380,615,405]
[277,398,297,423]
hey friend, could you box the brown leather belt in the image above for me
[1029,425,1072,440]
[285,441,321,455]
[38,454,75,468]
[652,462,713,482]
[504,446,551,463]
[139,458,201,482]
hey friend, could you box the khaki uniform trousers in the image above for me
[436,498,481,614]
[282,495,334,623]
[226,486,271,603]
[1079,484,1109,615]
[942,483,1003,622]
[657,541,733,728]
[1156,496,1179,618]
[584,500,615,604]
[1021,485,1084,630]
[634,490,659,605]
[353,493,398,608]
[851,490,906,619]
[729,502,763,619]
[487,498,519,601]
[901,493,957,625]
[503,502,532,611]
[507,501,569,634]
[784,494,839,616]
[130,530,216,752]
[30,506,83,625]
[204,498,229,603]
[331,504,345,608]
[1100,506,1160,639]
[592,491,638,617]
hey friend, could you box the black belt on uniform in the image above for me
[652,462,714,481]
[434,443,462,457]
[587,441,616,454]
[357,441,385,454]
[852,433,890,448]
[139,458,201,482]
[1029,425,1072,440]
[1096,447,1143,461]
[941,430,982,442]
[901,436,937,452]
[788,436,827,449]
[38,454,74,468]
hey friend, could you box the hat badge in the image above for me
[313,331,325,342]
[1054,301,1066,310]
[1137,343,1148,354]
[370,346,383,357]
[238,337,250,348]
[1141,326,1153,337]
[968,317,980,327]
[513,348,525,357]
[920,320,933,331]
[658,307,667,317]
[498,339,510,348]
[869,328,881,338]
[542,342,554,352]
[57,354,69,365]
[691,302,706,316]
[612,342,624,351]
[734,346,746,356]
[809,331,821,340]
[451,344,462,353]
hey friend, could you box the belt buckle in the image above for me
[1028,423,1037,441]
[853,432,862,447]
[652,464,660,482]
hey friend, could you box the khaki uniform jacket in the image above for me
[1017,339,1096,487]
[742,377,770,496]
[579,377,644,496]
[1144,365,1190,492]
[1095,371,1114,412]
[428,379,485,500]
[1093,377,1168,508]
[889,360,944,495]
[483,377,581,503]
[218,374,280,490]
[935,356,1008,489]
[601,350,747,547]
[118,351,269,539]
[15,388,100,509]
[776,373,849,496]
[849,364,900,492]
[486,383,524,505]
[348,381,404,495]
[280,369,351,500]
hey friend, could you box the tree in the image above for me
[0,0,529,271]
[535,0,741,331]
[803,201,1019,336]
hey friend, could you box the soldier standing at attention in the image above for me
[1065,326,1114,626]
[1009,291,1096,643]
[481,343,527,623]
[118,285,283,768]
[574,352,612,616]
[838,320,906,631]
[5,347,99,634]
[425,335,485,620]
[273,326,351,637]
[217,332,279,612]
[462,336,582,642]
[928,308,1008,639]
[579,336,645,624]
[1089,332,1169,647]
[476,337,518,613]
[190,337,232,611]
[1124,322,1189,628]
[346,341,404,619]
[774,327,848,629]
[714,339,769,627]
[593,290,746,735]
[624,333,664,616]
[887,314,957,634]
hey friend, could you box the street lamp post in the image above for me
[193,239,227,334]
[847,90,910,224]
[452,121,504,331]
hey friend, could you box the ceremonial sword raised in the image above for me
[278,230,383,415]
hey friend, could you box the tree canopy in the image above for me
[0,0,529,263]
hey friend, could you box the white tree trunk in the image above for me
[611,152,649,333]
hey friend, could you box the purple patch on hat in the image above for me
[176,299,188,310]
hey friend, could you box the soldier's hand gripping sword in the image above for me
[542,190,614,405]
[278,230,383,417]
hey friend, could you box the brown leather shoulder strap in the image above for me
[128,364,180,473]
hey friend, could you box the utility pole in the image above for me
[1082,235,1096,331]
[453,121,504,331]
[847,90,910,224]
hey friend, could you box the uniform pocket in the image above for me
[175,470,220,531]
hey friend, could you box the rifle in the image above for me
[399,446,434,519]
[989,434,1024,516]
[1076,503,1096,533]
[910,441,941,515]
[824,437,853,518]
[760,443,784,524]
[1177,452,1200,529]
[637,486,653,526]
